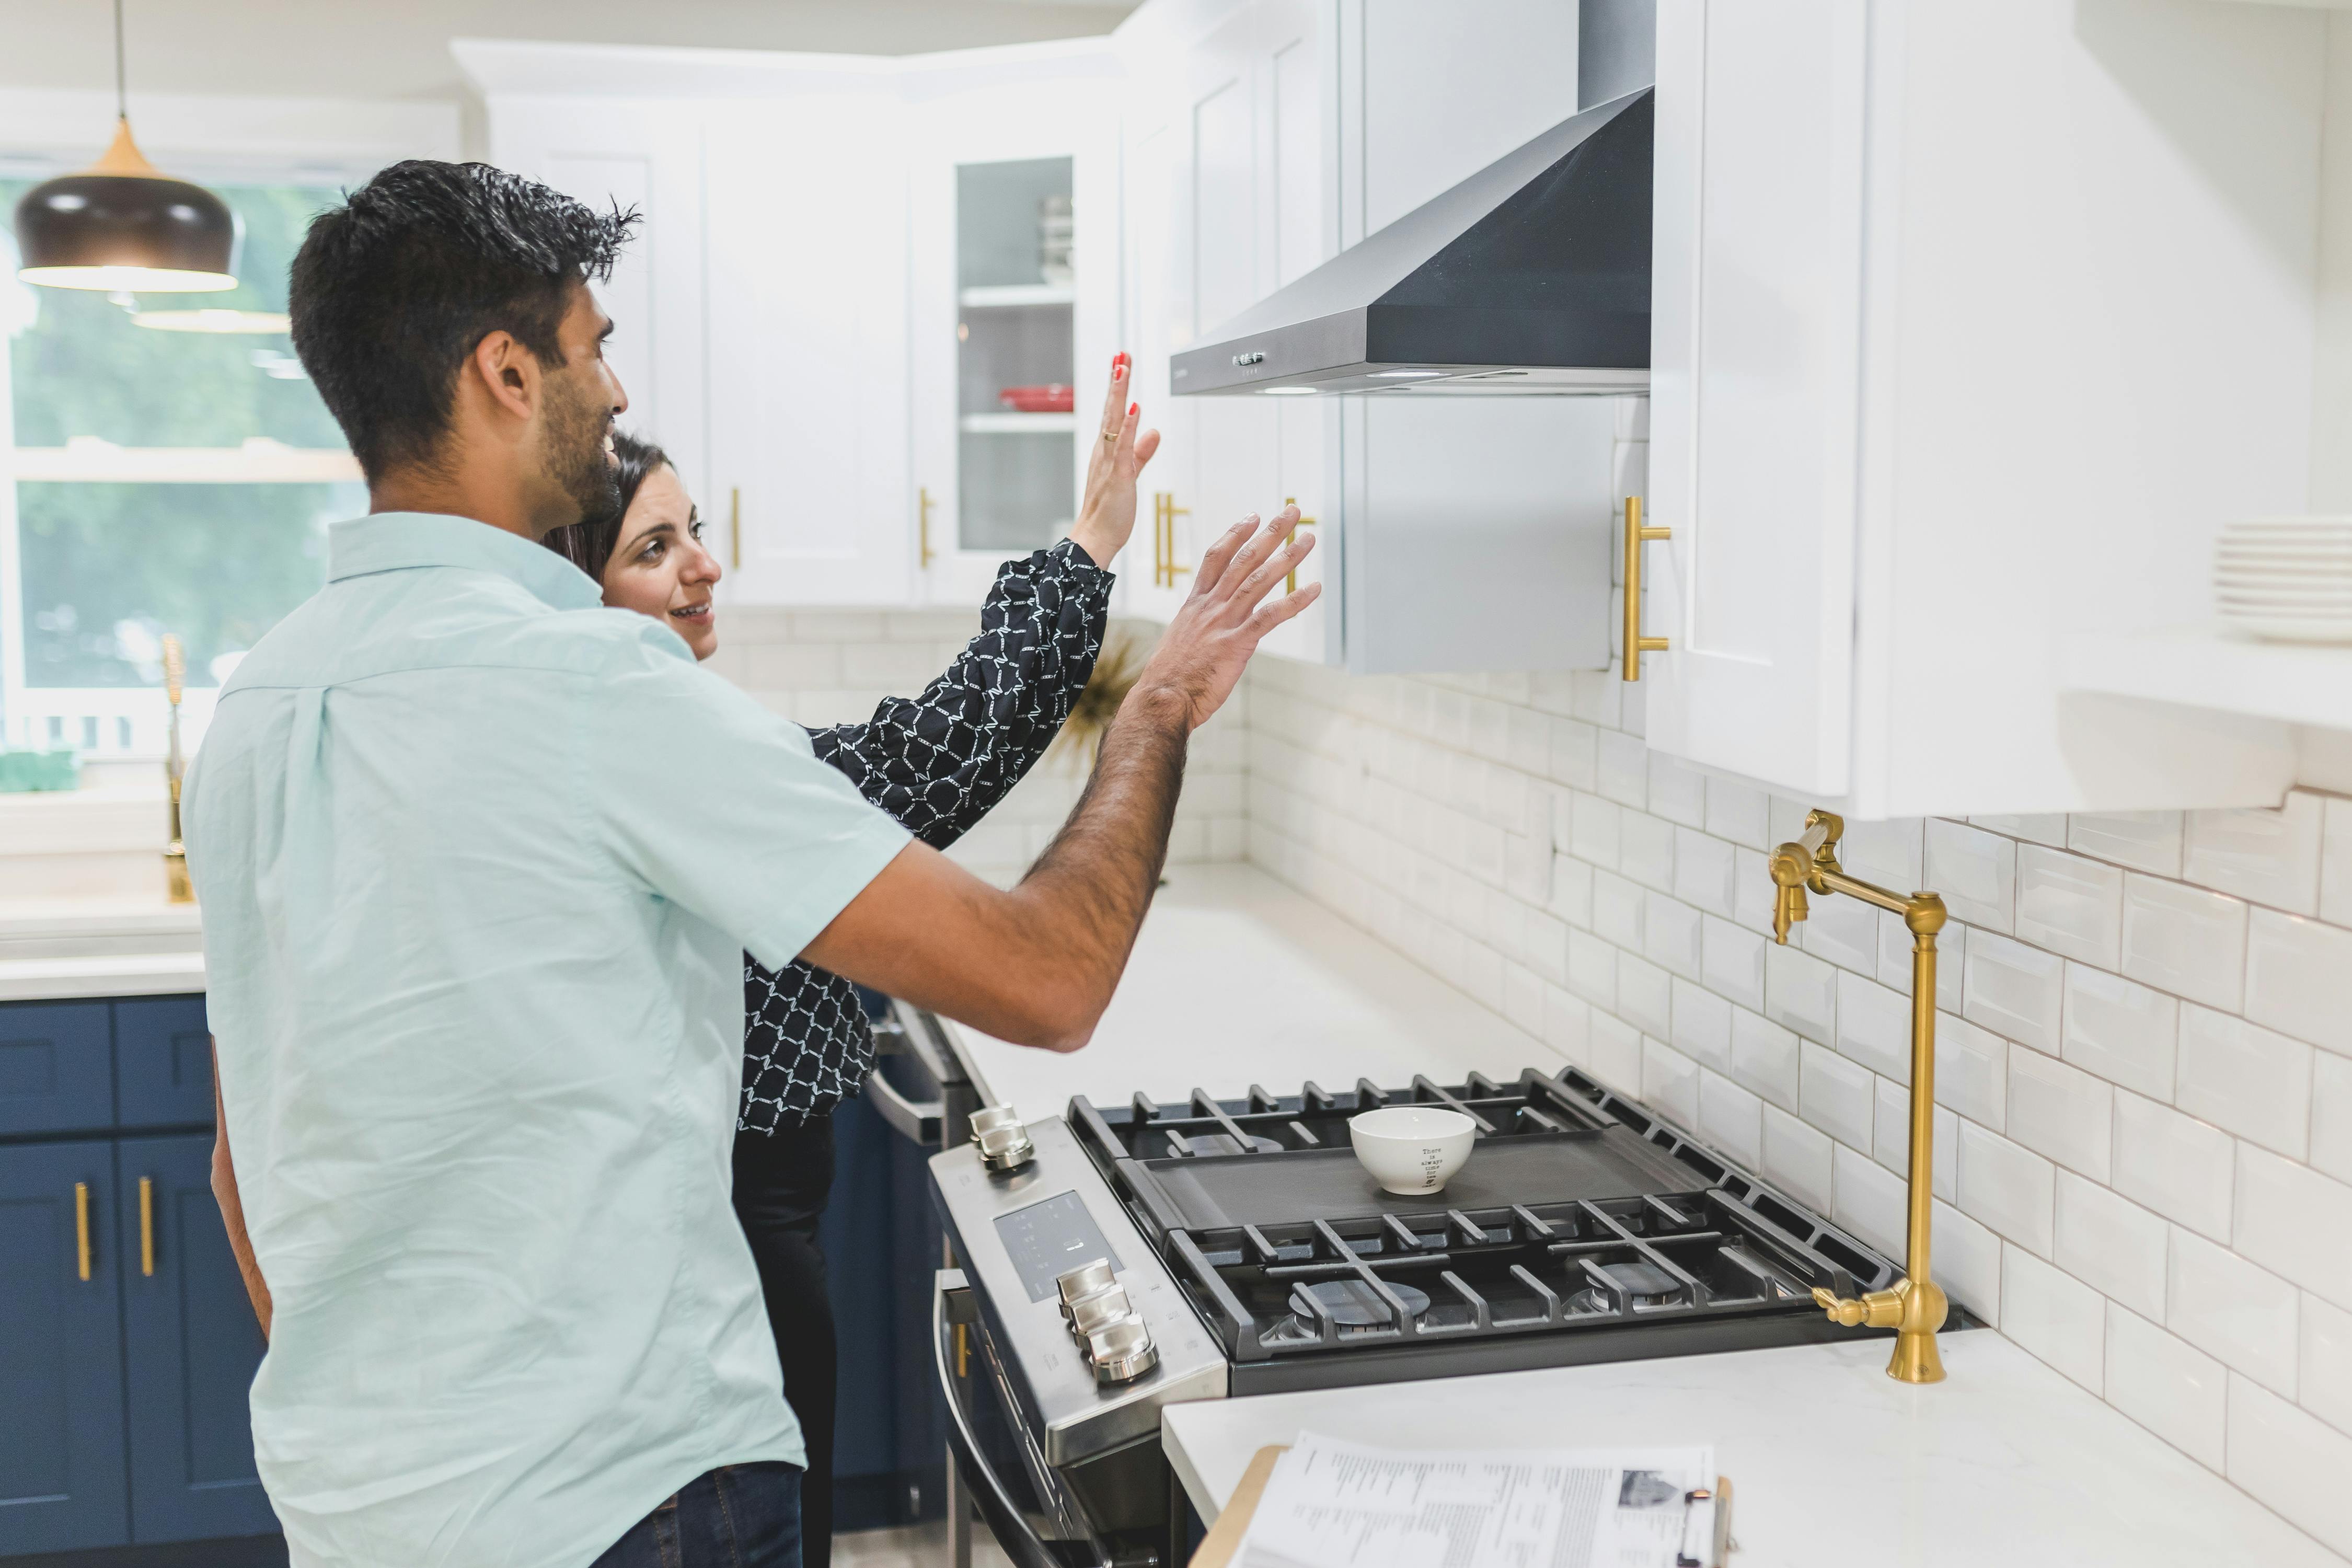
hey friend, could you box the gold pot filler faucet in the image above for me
[1768,810,1949,1384]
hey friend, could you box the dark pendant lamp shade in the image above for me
[15,117,240,292]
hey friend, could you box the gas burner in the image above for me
[1289,1278,1431,1327]
[1571,1259,1686,1313]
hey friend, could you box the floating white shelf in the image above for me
[959,413,1077,434]
[9,439,362,484]
[958,284,1076,309]
[2060,626,2352,732]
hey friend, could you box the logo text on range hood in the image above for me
[1171,89,1653,398]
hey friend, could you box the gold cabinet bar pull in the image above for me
[1283,496,1319,593]
[918,486,937,569]
[74,1181,91,1282]
[140,1176,155,1277]
[1620,495,1671,682]
[1153,493,1193,589]
[729,487,742,570]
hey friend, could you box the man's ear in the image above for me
[467,330,538,425]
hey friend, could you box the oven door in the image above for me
[936,1271,1189,1568]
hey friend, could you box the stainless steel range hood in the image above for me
[1170,86,1652,398]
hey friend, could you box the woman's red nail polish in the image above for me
[1129,402,1139,417]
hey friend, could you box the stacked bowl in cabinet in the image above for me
[2216,517,2352,644]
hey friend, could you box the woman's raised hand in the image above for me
[1067,352,1162,570]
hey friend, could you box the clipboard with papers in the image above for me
[1189,1435,1734,1568]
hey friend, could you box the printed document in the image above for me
[1235,1433,1720,1568]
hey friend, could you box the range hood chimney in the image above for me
[1172,2,1655,399]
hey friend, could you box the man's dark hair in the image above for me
[543,431,672,579]
[289,160,638,482]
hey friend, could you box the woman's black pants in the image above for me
[732,1117,838,1568]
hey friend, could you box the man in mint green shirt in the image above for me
[189,161,1318,1568]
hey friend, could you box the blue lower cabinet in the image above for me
[0,1000,113,1138]
[116,996,215,1130]
[117,1135,279,1544]
[0,1139,130,1553]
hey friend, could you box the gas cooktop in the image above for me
[1068,1065,1969,1394]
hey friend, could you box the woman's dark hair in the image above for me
[289,159,638,482]
[542,431,672,579]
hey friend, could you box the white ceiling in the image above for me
[0,0,1141,105]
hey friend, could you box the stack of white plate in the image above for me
[2216,517,2352,644]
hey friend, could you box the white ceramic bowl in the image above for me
[1348,1106,1477,1195]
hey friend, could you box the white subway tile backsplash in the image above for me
[1698,1069,1764,1167]
[2104,1306,2228,1470]
[2055,1172,2166,1320]
[2111,1092,2236,1242]
[2317,1052,2352,1186]
[1642,1039,1700,1126]
[2014,845,2124,968]
[2175,1006,2311,1160]
[2001,1243,2106,1391]
[1963,931,2065,1055]
[1762,1103,1835,1211]
[2323,795,2352,928]
[1956,1121,2056,1256]
[1971,813,2069,849]
[1618,953,1673,1037]
[1673,828,1739,919]
[2119,875,2247,1011]
[1671,979,1733,1073]
[2167,1228,2298,1395]
[1645,897,1704,984]
[1702,917,1767,1013]
[2232,1145,2352,1312]
[2225,1376,2352,1559]
[2244,908,2352,1057]
[1232,662,2352,1513]
[2007,1045,2113,1182]
[1765,941,1837,1045]
[1620,811,1676,893]
[2069,812,2185,877]
[2305,1294,2352,1440]
[1731,1008,1803,1113]
[1703,778,1770,852]
[1925,818,2016,932]
[2060,964,2177,1102]
[1648,754,1705,828]
[2182,792,2323,915]
[1800,1041,1876,1151]
[1936,1013,2009,1131]
[1836,970,1913,1084]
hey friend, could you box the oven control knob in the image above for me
[1086,1316,1158,1385]
[1067,1284,1134,1341]
[970,1106,1034,1172]
[1056,1259,1117,1313]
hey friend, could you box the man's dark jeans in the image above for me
[592,1462,803,1568]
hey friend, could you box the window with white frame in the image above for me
[1,168,365,759]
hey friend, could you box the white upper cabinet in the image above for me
[1644,0,2328,816]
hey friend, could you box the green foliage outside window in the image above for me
[5,179,355,687]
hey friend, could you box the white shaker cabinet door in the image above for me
[481,99,707,492]
[1643,0,1869,800]
[705,100,912,605]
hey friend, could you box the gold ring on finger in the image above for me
[1101,430,1119,443]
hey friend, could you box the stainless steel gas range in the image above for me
[929,1065,1974,1568]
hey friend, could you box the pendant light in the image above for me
[12,0,238,292]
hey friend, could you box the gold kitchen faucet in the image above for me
[1768,810,1949,1384]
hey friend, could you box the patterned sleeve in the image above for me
[738,538,1113,1135]
[803,538,1114,849]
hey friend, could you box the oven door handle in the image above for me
[935,1270,1104,1568]
[866,1057,944,1146]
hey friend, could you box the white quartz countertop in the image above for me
[1161,1333,2343,1567]
[941,863,1561,1119]
[0,898,206,1001]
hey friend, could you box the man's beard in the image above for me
[543,374,621,526]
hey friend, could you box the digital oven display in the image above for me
[993,1190,1124,1302]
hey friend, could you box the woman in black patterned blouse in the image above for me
[545,356,1159,1568]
